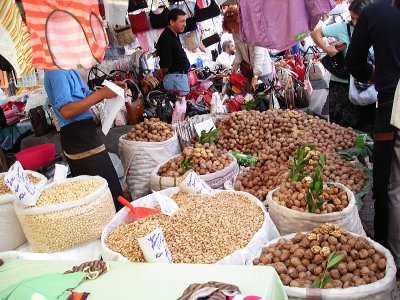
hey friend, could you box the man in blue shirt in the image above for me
[45,69,125,211]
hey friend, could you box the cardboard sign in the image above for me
[4,161,40,206]
[53,164,68,182]
[101,80,125,135]
[179,171,213,195]
[193,118,216,137]
[138,227,173,263]
[154,193,179,216]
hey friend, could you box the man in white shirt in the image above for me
[216,40,235,70]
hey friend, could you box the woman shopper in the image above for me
[44,69,125,211]
[311,0,375,132]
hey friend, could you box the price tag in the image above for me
[4,161,40,206]
[138,227,173,263]
[179,171,213,195]
[153,193,179,216]
[194,118,216,137]
[53,164,68,182]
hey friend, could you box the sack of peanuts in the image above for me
[119,129,181,200]
[266,183,365,236]
[101,187,280,264]
[150,153,239,191]
[0,171,47,252]
[14,176,116,253]
[248,227,397,300]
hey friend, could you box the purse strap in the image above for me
[88,67,108,81]
[183,0,195,17]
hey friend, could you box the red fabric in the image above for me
[188,70,199,87]
[128,11,150,33]
[196,0,204,8]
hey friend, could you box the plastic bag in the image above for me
[349,75,378,106]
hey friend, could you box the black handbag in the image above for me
[128,0,148,13]
[87,67,112,90]
[29,106,51,137]
[146,90,173,123]
[320,23,351,80]
[202,33,221,48]
[194,0,221,22]
[182,1,197,33]
[149,0,169,29]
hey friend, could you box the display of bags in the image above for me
[202,33,221,48]
[349,75,378,106]
[149,1,169,29]
[28,106,51,137]
[114,25,135,46]
[87,67,111,90]
[183,31,200,51]
[188,69,199,87]
[194,0,221,22]
[182,1,198,33]
[128,11,150,33]
[308,60,326,81]
[128,0,148,13]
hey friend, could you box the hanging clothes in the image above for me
[0,0,33,77]
[22,0,108,70]
[103,0,129,26]
[238,0,334,51]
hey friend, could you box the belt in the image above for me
[168,70,188,74]
[64,144,106,160]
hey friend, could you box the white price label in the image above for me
[154,193,179,216]
[179,171,213,195]
[53,164,68,182]
[4,161,40,206]
[138,227,173,263]
[193,118,216,137]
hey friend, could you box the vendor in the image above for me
[44,69,125,211]
[216,40,235,70]
[155,9,191,95]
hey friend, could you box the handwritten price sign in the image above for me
[138,227,173,263]
[179,171,213,195]
[4,161,40,206]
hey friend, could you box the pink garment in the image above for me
[136,32,148,53]
[238,0,334,50]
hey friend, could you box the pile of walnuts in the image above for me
[125,118,173,142]
[253,224,387,288]
[157,143,233,177]
[217,110,367,200]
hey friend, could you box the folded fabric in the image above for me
[0,272,87,300]
[63,260,108,280]
[178,281,241,300]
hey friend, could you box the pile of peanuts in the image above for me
[0,174,40,195]
[17,179,115,252]
[106,191,264,264]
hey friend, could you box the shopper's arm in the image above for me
[346,10,374,83]
[310,26,339,57]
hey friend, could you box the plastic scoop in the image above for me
[117,196,161,219]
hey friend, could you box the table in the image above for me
[0,260,288,300]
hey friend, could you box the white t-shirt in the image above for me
[216,52,234,69]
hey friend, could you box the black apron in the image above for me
[60,119,123,211]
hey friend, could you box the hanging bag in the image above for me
[128,11,150,34]
[28,106,51,137]
[128,0,148,13]
[149,0,170,29]
[349,75,377,106]
[182,1,198,33]
[124,79,144,125]
[87,67,111,90]
[194,0,221,22]
[183,31,200,51]
[202,33,220,48]
[114,25,136,46]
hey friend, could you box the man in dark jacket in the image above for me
[346,0,400,271]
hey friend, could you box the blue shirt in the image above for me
[44,70,93,128]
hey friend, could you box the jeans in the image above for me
[163,73,190,95]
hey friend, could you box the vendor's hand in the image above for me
[99,86,117,100]
[325,44,340,57]
[251,77,259,91]
[113,81,127,90]
[155,69,164,81]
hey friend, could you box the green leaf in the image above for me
[355,134,366,148]
[180,157,193,173]
[321,275,332,288]
[306,192,316,212]
[327,253,344,270]
[311,276,322,288]
[314,199,325,211]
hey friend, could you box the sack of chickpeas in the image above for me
[249,224,397,300]
[14,176,116,253]
[101,187,280,264]
[266,182,365,236]
[0,171,47,252]
[119,119,181,200]
[150,152,239,191]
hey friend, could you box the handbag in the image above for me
[146,90,173,123]
[284,76,296,109]
[293,77,310,108]
[126,98,144,125]
[194,0,221,22]
[182,1,198,33]
[188,69,199,87]
[183,31,200,51]
[29,106,51,137]
[201,33,220,48]
[87,67,111,90]
[128,0,148,13]
[308,60,326,81]
[149,0,169,29]
[128,11,150,34]
[349,75,377,106]
[114,25,135,46]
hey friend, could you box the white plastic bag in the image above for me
[101,188,280,264]
[0,171,47,252]
[390,79,400,130]
[349,75,378,106]
[249,233,397,300]
[265,183,365,236]
[150,153,239,191]
[119,134,181,199]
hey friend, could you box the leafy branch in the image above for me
[287,143,316,182]
[180,157,193,173]
[312,251,344,289]
[199,128,220,144]
[306,154,326,213]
